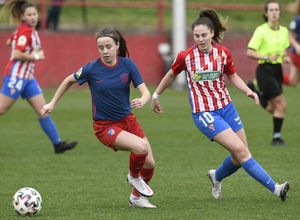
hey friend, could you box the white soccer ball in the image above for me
[12,187,42,217]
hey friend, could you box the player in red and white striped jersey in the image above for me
[0,0,77,153]
[152,9,290,201]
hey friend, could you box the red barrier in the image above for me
[0,32,167,88]
[0,32,290,88]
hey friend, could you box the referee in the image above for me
[246,0,290,146]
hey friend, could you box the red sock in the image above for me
[132,167,154,197]
[129,152,148,178]
[283,74,290,85]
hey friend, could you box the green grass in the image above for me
[0,85,299,219]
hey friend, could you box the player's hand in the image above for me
[268,54,279,62]
[247,91,259,106]
[130,98,144,109]
[151,98,163,113]
[41,103,55,116]
[37,50,45,60]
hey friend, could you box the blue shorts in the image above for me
[192,101,243,141]
[1,76,42,100]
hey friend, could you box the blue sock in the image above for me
[241,157,276,192]
[38,116,61,145]
[215,155,241,181]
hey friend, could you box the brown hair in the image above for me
[0,0,37,24]
[191,9,227,44]
[263,0,280,22]
[95,28,129,58]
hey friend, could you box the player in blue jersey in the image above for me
[284,0,300,86]
[41,28,156,208]
[0,0,77,154]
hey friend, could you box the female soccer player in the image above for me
[0,0,77,153]
[246,0,290,146]
[151,9,290,201]
[285,0,300,86]
[41,28,156,208]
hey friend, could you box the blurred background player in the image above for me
[46,0,64,31]
[0,0,78,153]
[151,9,290,202]
[283,0,300,86]
[41,28,156,208]
[246,0,290,146]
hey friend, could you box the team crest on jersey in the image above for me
[75,67,82,79]
[193,70,220,81]
[17,35,27,46]
[208,123,215,131]
[121,73,128,83]
[107,128,116,136]
[10,88,16,95]
[216,55,221,63]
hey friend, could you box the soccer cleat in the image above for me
[127,173,153,197]
[273,182,290,201]
[129,195,156,208]
[271,138,288,146]
[54,141,78,153]
[207,169,222,199]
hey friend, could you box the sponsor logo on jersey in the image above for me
[107,128,115,136]
[17,35,27,46]
[193,70,220,81]
[75,67,82,79]
[121,73,128,83]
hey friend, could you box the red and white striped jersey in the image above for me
[4,23,41,80]
[171,42,236,113]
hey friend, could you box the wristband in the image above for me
[34,54,40,60]
[152,92,160,99]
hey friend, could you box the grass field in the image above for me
[0,85,299,219]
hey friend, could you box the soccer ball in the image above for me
[12,187,42,217]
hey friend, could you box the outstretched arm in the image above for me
[227,73,259,106]
[41,74,77,116]
[151,69,177,114]
[130,83,151,109]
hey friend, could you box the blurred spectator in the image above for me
[47,0,64,30]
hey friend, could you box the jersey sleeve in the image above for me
[74,63,91,85]
[247,27,263,51]
[14,29,32,52]
[128,58,144,87]
[171,52,186,75]
[223,48,236,75]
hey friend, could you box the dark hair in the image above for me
[191,9,227,44]
[0,0,37,24]
[263,0,280,22]
[95,28,129,58]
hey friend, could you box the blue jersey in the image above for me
[289,15,300,54]
[74,56,144,121]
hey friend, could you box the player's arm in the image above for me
[14,49,45,61]
[246,48,279,62]
[227,72,259,106]
[288,30,300,55]
[151,68,177,114]
[6,38,12,47]
[41,74,77,116]
[130,83,151,109]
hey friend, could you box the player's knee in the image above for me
[0,107,8,115]
[136,140,149,155]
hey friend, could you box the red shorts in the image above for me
[93,113,146,151]
[290,52,300,70]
